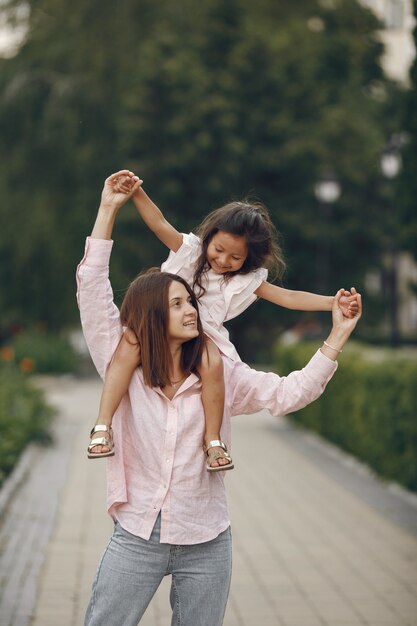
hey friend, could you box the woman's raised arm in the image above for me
[91,170,142,240]
[320,288,362,360]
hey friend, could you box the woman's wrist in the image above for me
[320,328,350,360]
[91,204,119,240]
[98,201,120,216]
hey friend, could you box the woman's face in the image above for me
[167,281,199,342]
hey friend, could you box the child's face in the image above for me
[206,231,248,274]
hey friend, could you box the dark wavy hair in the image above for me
[193,200,285,298]
[120,269,204,388]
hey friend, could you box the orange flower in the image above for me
[0,346,14,362]
[19,357,35,373]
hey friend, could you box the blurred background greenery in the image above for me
[0,0,416,488]
[0,0,416,359]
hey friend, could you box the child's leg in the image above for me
[88,331,139,457]
[199,339,233,471]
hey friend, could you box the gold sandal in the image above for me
[87,425,115,459]
[203,440,234,472]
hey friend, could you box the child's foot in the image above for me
[204,440,234,472]
[87,425,114,459]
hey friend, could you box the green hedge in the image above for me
[0,364,54,487]
[275,342,417,493]
[3,329,77,374]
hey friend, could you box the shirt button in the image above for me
[166,458,170,462]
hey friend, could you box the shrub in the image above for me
[0,363,54,487]
[275,342,417,492]
[6,329,77,374]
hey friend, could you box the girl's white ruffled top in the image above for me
[161,232,268,360]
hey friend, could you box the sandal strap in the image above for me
[90,425,112,437]
[203,440,227,453]
[88,436,113,452]
[208,449,232,462]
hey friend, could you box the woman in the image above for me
[77,171,362,626]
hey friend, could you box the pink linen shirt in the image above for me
[76,237,338,545]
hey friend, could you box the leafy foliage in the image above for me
[9,329,78,373]
[275,342,417,492]
[0,0,412,355]
[0,363,54,486]
[397,0,417,260]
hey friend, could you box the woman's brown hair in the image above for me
[193,200,285,298]
[120,269,204,388]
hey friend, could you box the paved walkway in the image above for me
[0,374,416,626]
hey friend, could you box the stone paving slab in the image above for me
[1,375,416,626]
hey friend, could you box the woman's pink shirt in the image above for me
[76,237,337,545]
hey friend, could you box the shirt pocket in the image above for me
[176,392,205,446]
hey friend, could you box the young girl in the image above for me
[88,171,359,471]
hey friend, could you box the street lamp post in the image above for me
[380,142,402,347]
[314,174,341,295]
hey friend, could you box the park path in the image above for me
[0,374,416,626]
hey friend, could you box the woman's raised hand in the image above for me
[332,287,362,332]
[321,288,362,360]
[91,171,143,240]
[100,170,143,211]
[338,288,360,318]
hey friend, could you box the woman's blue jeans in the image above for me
[84,515,232,626]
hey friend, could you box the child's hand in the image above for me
[331,288,362,332]
[338,288,360,319]
[113,173,142,195]
[100,171,143,210]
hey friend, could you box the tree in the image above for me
[0,0,409,354]
[398,0,417,262]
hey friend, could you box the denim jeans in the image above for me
[84,515,232,626]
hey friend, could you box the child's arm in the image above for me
[255,281,359,318]
[132,186,183,252]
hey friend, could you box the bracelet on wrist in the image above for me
[323,340,343,353]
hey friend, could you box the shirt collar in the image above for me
[146,371,200,400]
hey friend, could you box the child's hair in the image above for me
[193,200,285,298]
[120,269,204,388]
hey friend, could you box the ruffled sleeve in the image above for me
[223,267,268,322]
[160,232,201,285]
